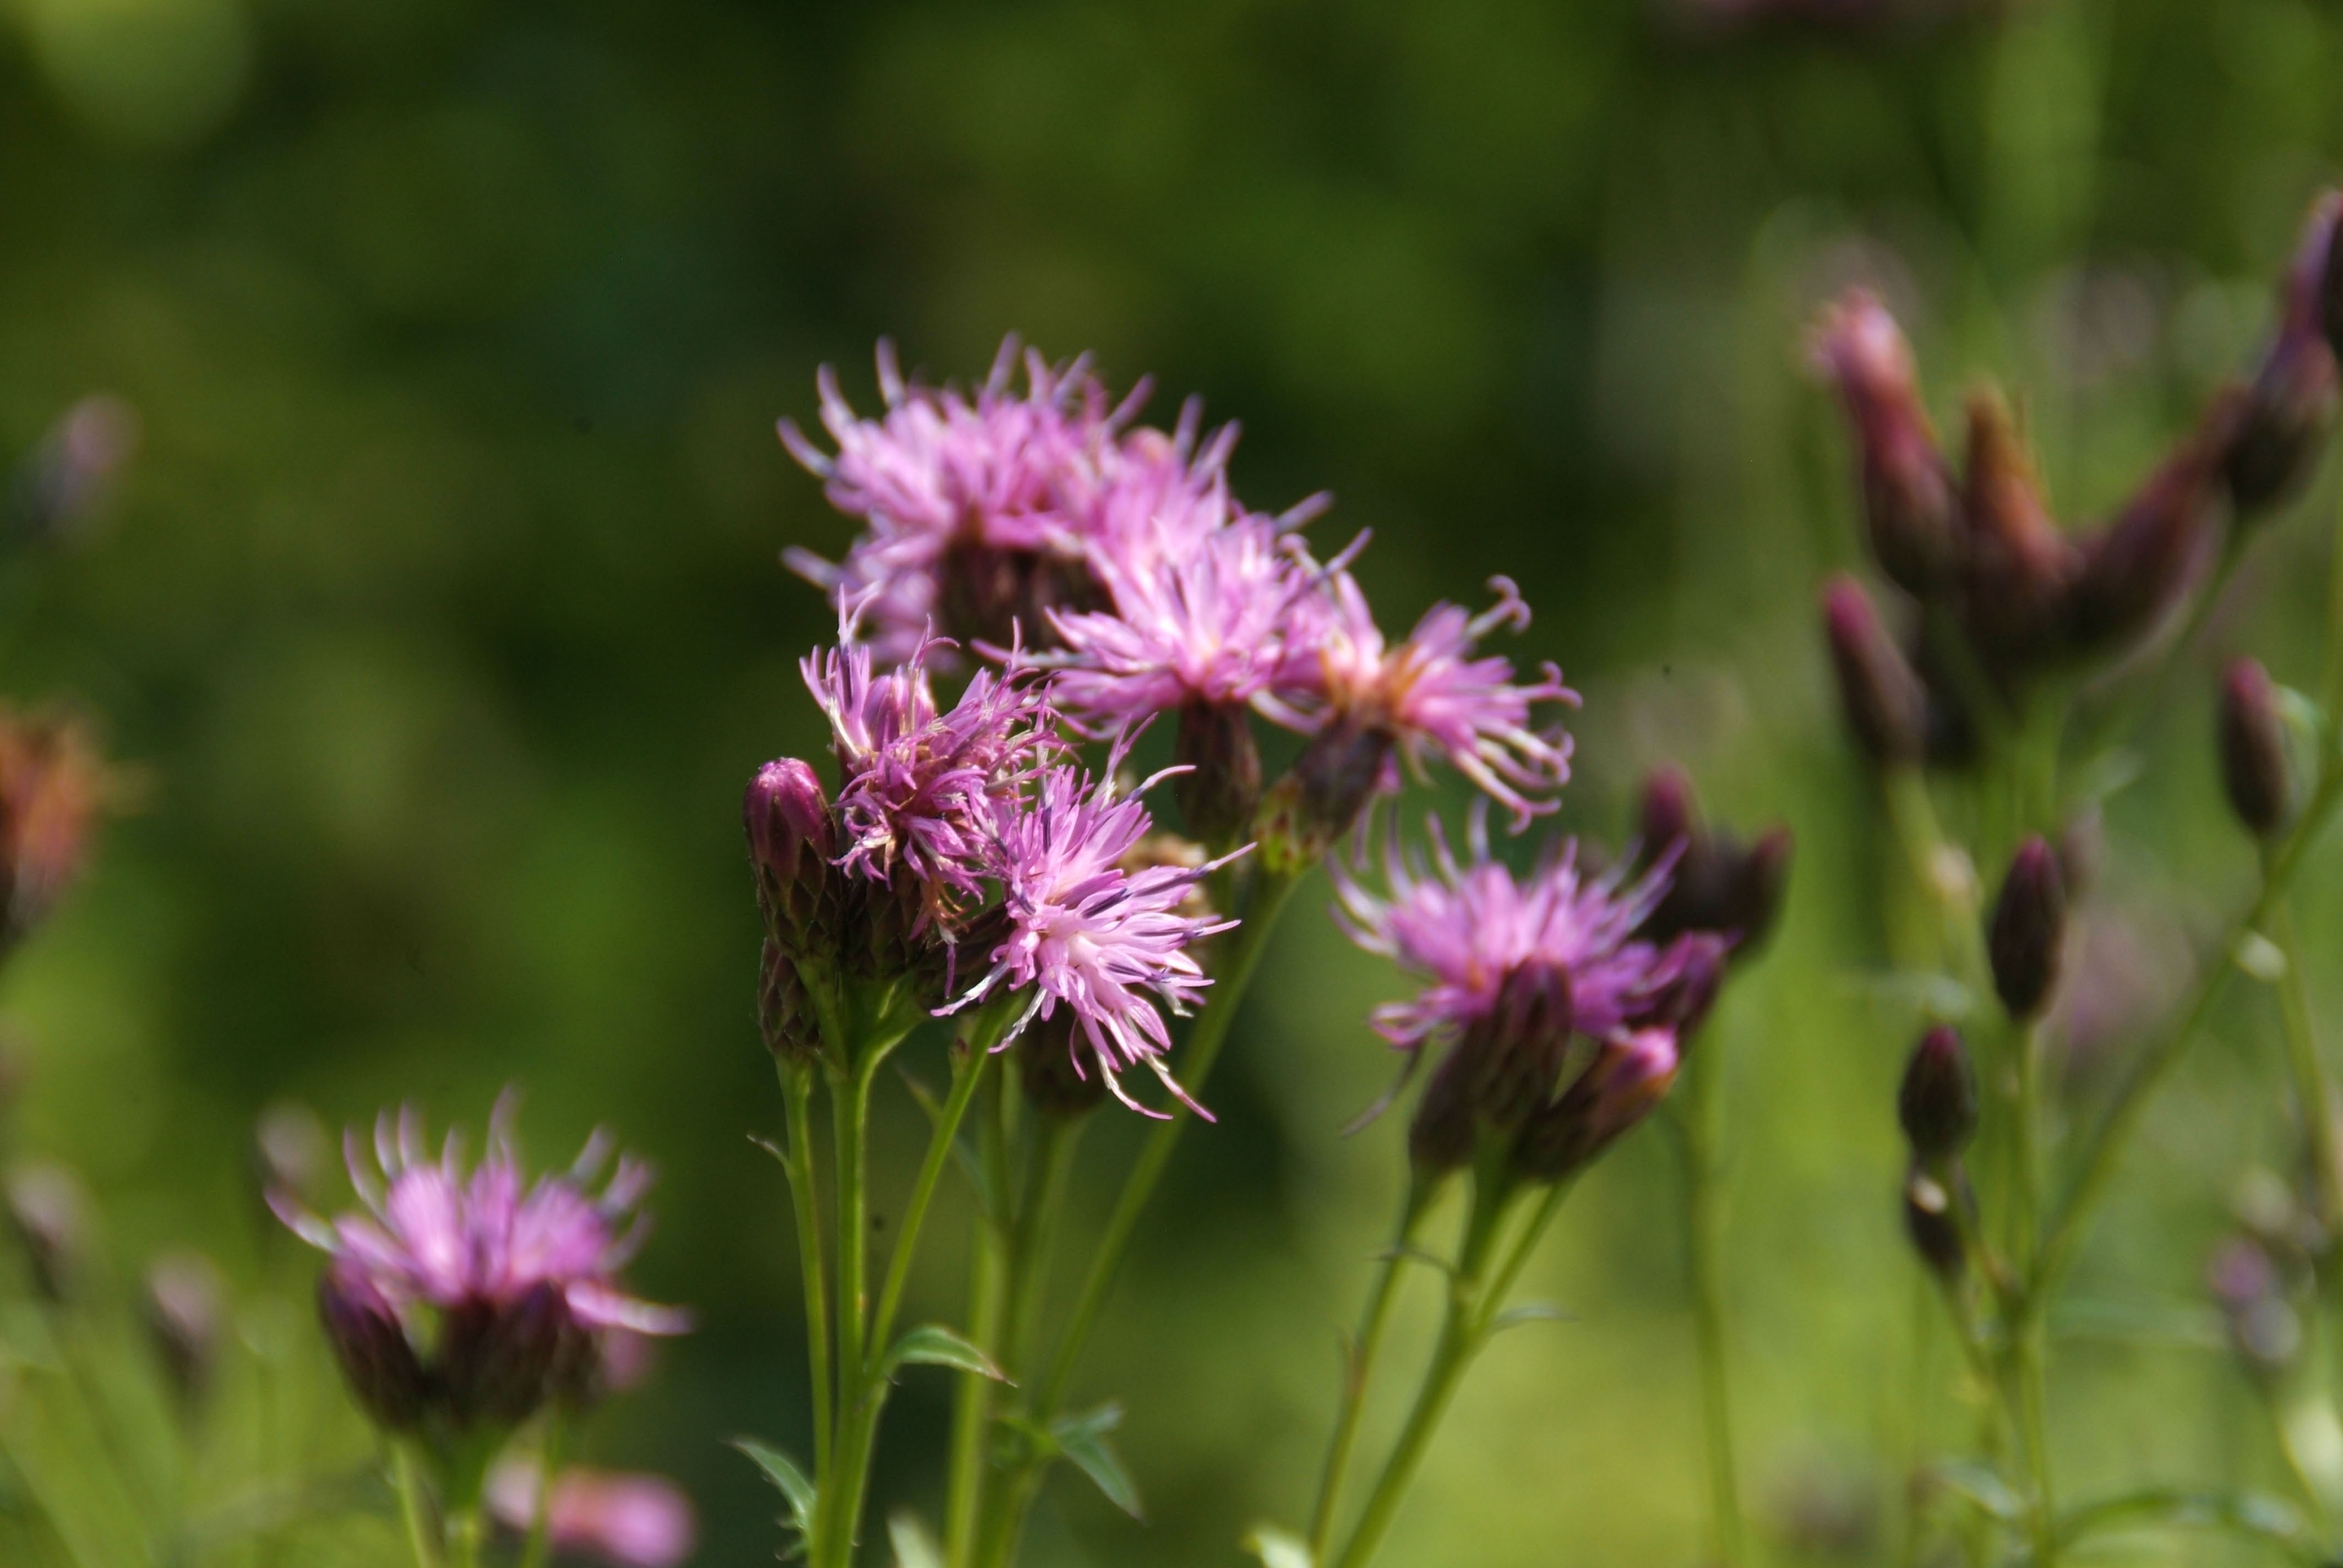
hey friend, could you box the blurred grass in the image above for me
[2,0,2342,1562]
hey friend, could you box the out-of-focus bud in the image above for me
[1252,718,1394,878]
[1958,390,2079,671]
[1638,765,1695,857]
[1988,836,2066,1020]
[1410,963,1573,1178]
[1809,290,1962,596]
[1728,827,1794,953]
[5,394,139,548]
[486,1458,699,1568]
[144,1250,225,1413]
[1515,1027,1679,1183]
[2209,1236,2301,1381]
[1634,768,1790,956]
[2225,194,2343,523]
[0,714,103,951]
[1018,1009,1108,1119]
[2220,658,2295,839]
[759,940,822,1064]
[318,1259,429,1431]
[1897,1026,1978,1164]
[7,1162,86,1301]
[439,1280,574,1431]
[744,759,834,954]
[253,1101,330,1212]
[1902,1161,1966,1282]
[1633,933,1732,1042]
[1822,576,1927,766]
[1174,700,1263,850]
[2068,414,2228,654]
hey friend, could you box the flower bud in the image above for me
[1018,1008,1109,1119]
[439,1281,574,1431]
[1897,1025,1977,1163]
[2069,415,2227,654]
[1410,963,1573,1178]
[2223,193,2342,524]
[2220,657,2294,839]
[1988,836,2067,1020]
[1515,1027,1679,1184]
[759,940,822,1063]
[1637,766,1696,860]
[144,1250,224,1413]
[1174,700,1262,850]
[1902,1161,1966,1282]
[1809,290,1962,595]
[1252,718,1394,877]
[2320,190,2343,367]
[318,1260,429,1431]
[1822,576,1927,766]
[745,759,833,954]
[1726,827,1794,955]
[7,1162,86,1301]
[1634,934,1730,1041]
[1958,390,2079,671]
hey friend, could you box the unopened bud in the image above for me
[1516,1027,1679,1183]
[1898,1026,1977,1163]
[1822,576,1927,766]
[1633,934,1731,1040]
[144,1250,225,1412]
[2319,190,2343,367]
[759,940,822,1063]
[1637,766,1696,861]
[1018,1009,1108,1119]
[2227,195,2343,522]
[2220,658,2294,839]
[1410,964,1573,1178]
[7,1162,86,1301]
[745,759,833,953]
[1902,1162,1966,1281]
[1726,827,1793,955]
[318,1260,429,1431]
[1252,718,1394,878]
[1959,391,2079,670]
[1809,291,1961,595]
[1988,837,2067,1020]
[2069,416,2227,653]
[1174,700,1262,850]
[439,1280,574,1431]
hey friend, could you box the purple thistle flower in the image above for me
[1332,813,1682,1058]
[802,607,1058,921]
[943,759,1240,1118]
[271,1098,689,1349]
[1279,571,1577,830]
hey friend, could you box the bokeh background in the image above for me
[6,0,2343,1561]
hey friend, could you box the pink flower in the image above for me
[488,1459,697,1568]
[944,760,1240,1117]
[1278,571,1577,829]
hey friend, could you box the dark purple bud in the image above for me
[745,759,833,952]
[2069,416,2228,654]
[1988,836,2067,1020]
[1174,700,1263,850]
[2317,190,2343,367]
[1253,718,1394,878]
[1822,576,1927,766]
[1902,1161,1966,1282]
[1958,390,2080,671]
[1724,827,1793,955]
[1634,934,1731,1041]
[1515,1028,1679,1184]
[318,1260,429,1431]
[439,1282,573,1431]
[2220,658,2294,839]
[1898,1026,1978,1163]
[7,1162,86,1302]
[1810,290,1963,595]
[1637,766,1697,862]
[145,1250,224,1412]
[1409,963,1574,1178]
[1018,1008,1109,1120]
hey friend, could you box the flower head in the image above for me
[944,759,1239,1118]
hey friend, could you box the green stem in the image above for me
[517,1422,568,1568]
[2268,896,2343,1231]
[870,1036,999,1365]
[2321,473,2343,733]
[815,1060,877,1568]
[781,1064,835,1480]
[392,1446,442,1568]
[446,1508,482,1568]
[1307,1186,1429,1561]
[1678,1064,1746,1568]
[945,1069,1015,1568]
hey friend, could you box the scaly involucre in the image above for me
[803,608,1057,918]
[270,1098,689,1338]
[1333,813,1681,1054]
[945,760,1240,1117]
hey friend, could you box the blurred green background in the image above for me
[8,0,2343,1561]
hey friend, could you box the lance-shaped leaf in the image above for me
[1052,1403,1143,1520]
[881,1324,1009,1383]
[733,1436,818,1544]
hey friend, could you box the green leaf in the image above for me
[1928,1460,2023,1522]
[1243,1524,1315,1568]
[900,1071,992,1214]
[1051,1403,1143,1520]
[732,1436,818,1540]
[883,1325,1009,1383]
[1487,1302,1575,1335]
[2057,1488,2312,1556]
[888,1510,945,1568]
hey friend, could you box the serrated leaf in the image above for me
[1052,1403,1142,1519]
[1243,1524,1315,1568]
[732,1437,818,1538]
[1488,1302,1576,1335]
[888,1510,945,1568]
[1930,1460,2023,1522]
[883,1325,1009,1382]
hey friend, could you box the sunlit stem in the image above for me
[2268,896,2343,1231]
[1675,1054,1747,1568]
[778,1064,833,1480]
[811,1056,877,1568]
[944,1068,1014,1568]
[870,1023,1004,1365]
[392,1445,443,1568]
[1307,1181,1432,1562]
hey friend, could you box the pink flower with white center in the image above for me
[1332,814,1683,1057]
[271,1099,690,1341]
[803,609,1057,918]
[1278,570,1577,829]
[943,760,1241,1117]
